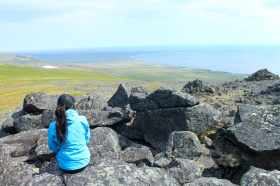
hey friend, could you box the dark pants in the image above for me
[60,164,88,174]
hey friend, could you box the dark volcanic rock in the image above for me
[182,79,203,93]
[226,105,280,155]
[165,131,203,160]
[41,109,55,128]
[120,146,154,166]
[23,92,58,113]
[14,113,43,132]
[75,94,106,111]
[132,102,221,151]
[146,86,200,108]
[240,166,280,186]
[185,177,238,186]
[245,69,279,81]
[88,127,121,163]
[65,163,179,186]
[77,106,135,127]
[108,84,131,108]
[2,104,25,133]
[129,92,159,111]
[167,158,202,184]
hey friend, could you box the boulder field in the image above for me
[1,69,280,185]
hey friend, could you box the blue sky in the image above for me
[1,0,280,52]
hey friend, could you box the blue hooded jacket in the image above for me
[48,109,90,170]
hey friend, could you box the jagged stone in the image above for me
[154,157,172,168]
[14,113,43,132]
[132,102,221,151]
[88,127,121,162]
[23,92,58,113]
[129,92,159,111]
[240,166,280,186]
[166,131,203,160]
[64,163,179,186]
[2,105,25,133]
[245,69,279,81]
[41,109,55,128]
[112,124,144,141]
[167,158,202,184]
[75,94,106,111]
[35,132,55,161]
[108,84,131,108]
[120,146,154,166]
[146,86,200,108]
[39,157,63,176]
[226,105,280,155]
[184,177,238,186]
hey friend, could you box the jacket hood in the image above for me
[66,109,79,125]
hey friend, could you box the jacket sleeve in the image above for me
[80,116,90,144]
[48,122,59,153]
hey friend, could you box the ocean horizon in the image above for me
[19,45,280,75]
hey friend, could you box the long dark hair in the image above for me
[55,94,75,146]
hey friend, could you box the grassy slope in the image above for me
[86,60,247,82]
[0,63,138,112]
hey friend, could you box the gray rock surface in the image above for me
[120,146,154,166]
[88,127,121,163]
[226,105,280,154]
[23,92,58,113]
[245,69,279,81]
[240,166,280,186]
[65,163,179,186]
[41,109,55,128]
[132,102,220,151]
[23,173,64,186]
[166,131,203,160]
[146,86,200,108]
[108,84,131,108]
[129,92,159,111]
[184,177,238,186]
[14,113,43,132]
[167,158,202,184]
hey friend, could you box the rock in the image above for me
[129,92,159,112]
[226,105,280,155]
[182,79,203,93]
[108,84,131,108]
[64,163,179,186]
[117,134,134,150]
[0,129,47,159]
[35,132,55,161]
[184,177,238,186]
[23,92,58,113]
[154,157,172,168]
[112,124,144,141]
[75,94,106,111]
[88,127,121,163]
[245,69,280,81]
[240,166,280,186]
[165,131,203,160]
[2,104,25,133]
[0,129,9,138]
[167,158,202,184]
[78,106,135,127]
[120,146,154,166]
[0,144,35,185]
[14,113,43,132]
[41,109,55,128]
[23,173,64,186]
[131,86,149,95]
[39,157,63,176]
[132,102,221,151]
[146,86,200,108]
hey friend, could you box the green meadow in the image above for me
[0,63,138,112]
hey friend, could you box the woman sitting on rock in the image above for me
[48,93,90,174]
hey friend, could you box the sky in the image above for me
[1,0,280,52]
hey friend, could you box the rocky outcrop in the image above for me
[120,146,154,166]
[226,105,280,155]
[107,84,131,108]
[240,166,280,186]
[245,69,279,81]
[185,177,238,186]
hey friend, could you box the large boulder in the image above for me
[245,69,280,81]
[88,127,121,163]
[185,177,238,186]
[120,146,154,166]
[240,166,280,186]
[146,86,200,108]
[167,158,202,184]
[108,84,131,108]
[23,92,58,113]
[14,113,43,132]
[23,173,64,186]
[132,102,221,151]
[78,106,135,127]
[226,105,280,155]
[165,131,203,160]
[129,92,159,112]
[2,104,25,133]
[64,162,179,185]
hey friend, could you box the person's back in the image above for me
[48,94,90,173]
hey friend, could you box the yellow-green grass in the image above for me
[0,63,139,112]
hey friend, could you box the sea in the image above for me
[20,45,280,75]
